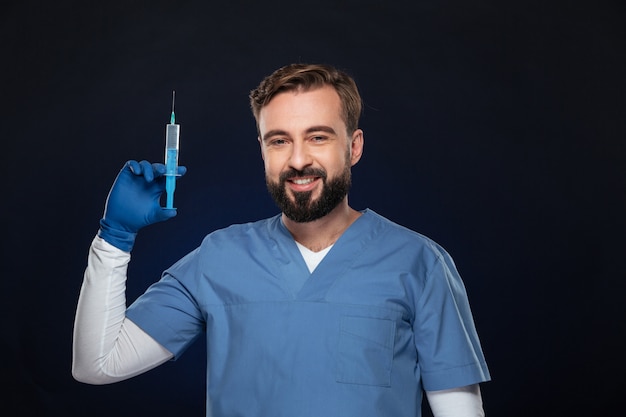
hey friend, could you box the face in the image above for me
[258,85,363,222]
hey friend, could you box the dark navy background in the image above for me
[3,1,624,415]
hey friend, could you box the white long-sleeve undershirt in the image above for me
[72,236,172,384]
[72,236,485,416]
[426,384,485,417]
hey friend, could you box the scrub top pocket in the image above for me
[336,316,396,387]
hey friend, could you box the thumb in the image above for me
[150,207,178,224]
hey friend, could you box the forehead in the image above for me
[258,85,345,134]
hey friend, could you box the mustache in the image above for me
[279,167,327,183]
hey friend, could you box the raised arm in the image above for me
[72,160,185,384]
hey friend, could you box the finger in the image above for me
[152,163,167,177]
[151,206,178,224]
[177,166,187,176]
[138,160,155,182]
[126,160,141,175]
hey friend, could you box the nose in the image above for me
[288,141,313,171]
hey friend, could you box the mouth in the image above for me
[287,176,320,192]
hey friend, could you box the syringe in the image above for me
[164,91,180,209]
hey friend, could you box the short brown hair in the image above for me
[249,63,362,134]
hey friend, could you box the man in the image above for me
[73,63,490,416]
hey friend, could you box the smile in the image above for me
[292,178,315,185]
[286,176,320,192]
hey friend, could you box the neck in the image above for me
[282,199,361,252]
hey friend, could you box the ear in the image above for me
[258,136,265,161]
[349,129,364,166]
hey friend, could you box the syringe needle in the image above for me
[170,90,176,124]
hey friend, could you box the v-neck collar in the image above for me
[268,209,382,300]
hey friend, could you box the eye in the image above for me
[311,135,327,143]
[269,138,287,146]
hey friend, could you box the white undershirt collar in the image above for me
[295,241,333,273]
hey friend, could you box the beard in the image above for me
[266,163,352,223]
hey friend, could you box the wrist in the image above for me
[98,219,137,252]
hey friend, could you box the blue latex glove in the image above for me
[98,160,187,252]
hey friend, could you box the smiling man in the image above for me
[258,83,363,247]
[73,63,491,417]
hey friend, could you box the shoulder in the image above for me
[198,214,283,250]
[168,214,283,273]
[357,209,459,279]
[361,209,447,255]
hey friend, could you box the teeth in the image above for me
[293,178,314,185]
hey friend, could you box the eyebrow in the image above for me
[306,125,337,135]
[261,125,337,142]
[261,129,288,142]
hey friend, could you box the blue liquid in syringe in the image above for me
[166,148,178,175]
[165,148,178,209]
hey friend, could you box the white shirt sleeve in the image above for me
[72,236,173,385]
[426,384,485,417]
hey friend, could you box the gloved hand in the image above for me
[98,160,187,252]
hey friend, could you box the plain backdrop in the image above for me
[2,1,625,416]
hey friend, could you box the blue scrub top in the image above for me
[127,209,490,417]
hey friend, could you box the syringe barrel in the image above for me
[165,123,180,175]
[166,123,180,149]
